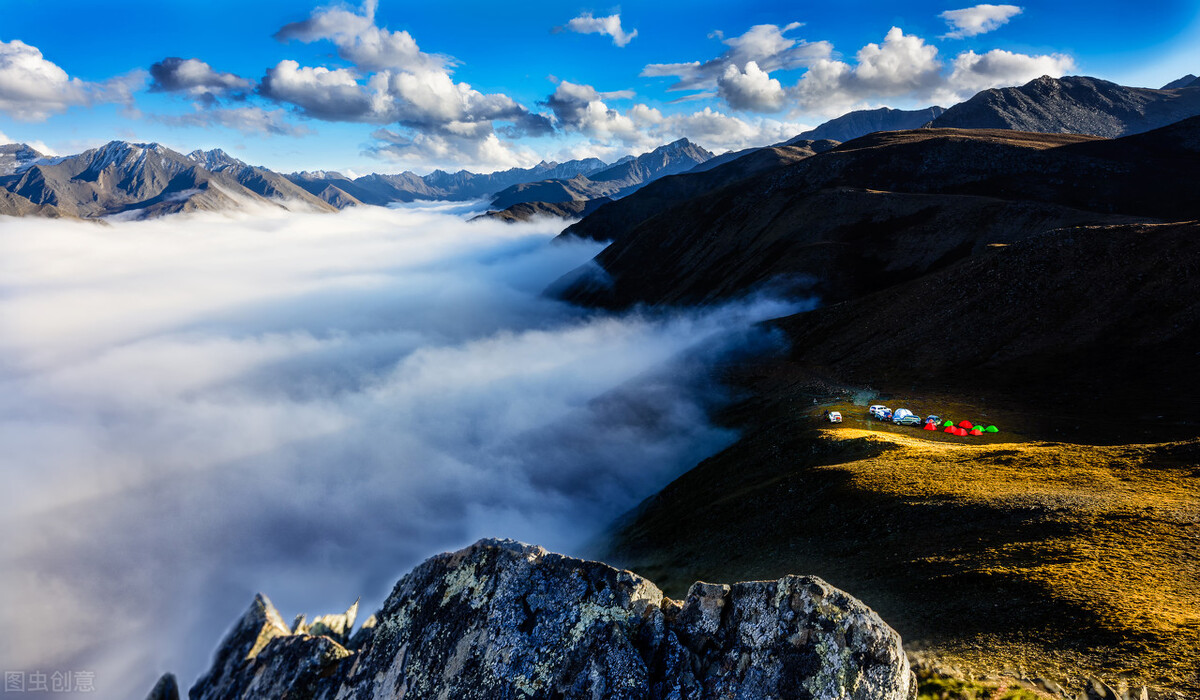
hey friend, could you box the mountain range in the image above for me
[487,138,714,210]
[0,142,335,218]
[2,74,1199,222]
[286,157,611,207]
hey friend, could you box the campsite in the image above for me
[830,395,1011,443]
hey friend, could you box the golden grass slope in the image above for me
[604,407,1199,694]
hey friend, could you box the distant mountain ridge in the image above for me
[929,74,1200,137]
[488,138,714,211]
[789,106,946,143]
[0,141,335,219]
[287,157,611,207]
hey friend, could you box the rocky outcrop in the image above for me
[184,539,914,699]
[146,673,180,700]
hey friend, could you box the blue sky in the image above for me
[1,0,1197,174]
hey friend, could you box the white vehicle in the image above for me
[892,408,922,426]
[827,411,842,423]
[868,405,886,417]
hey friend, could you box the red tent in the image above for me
[944,426,956,433]
[923,422,936,431]
[955,427,968,436]
[958,420,974,429]
[970,428,983,436]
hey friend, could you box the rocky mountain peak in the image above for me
[187,148,247,172]
[929,73,1200,137]
[0,143,46,175]
[182,538,913,699]
[1161,73,1198,90]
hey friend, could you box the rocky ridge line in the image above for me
[174,538,914,700]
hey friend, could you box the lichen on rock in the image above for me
[181,538,914,699]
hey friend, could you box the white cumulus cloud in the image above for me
[642,22,831,98]
[793,27,942,115]
[718,61,786,111]
[944,48,1075,96]
[939,4,1023,39]
[544,79,806,153]
[787,26,1074,117]
[564,12,638,47]
[643,21,830,102]
[266,1,551,168]
[0,39,143,121]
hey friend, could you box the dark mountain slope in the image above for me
[789,106,945,143]
[689,108,939,175]
[598,220,1200,696]
[562,140,839,245]
[929,75,1200,137]
[554,120,1200,309]
[775,219,1200,419]
[1161,74,1197,90]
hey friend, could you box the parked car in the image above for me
[827,411,842,423]
[868,405,886,417]
[924,414,941,425]
[894,413,922,426]
[892,408,914,423]
[877,408,893,421]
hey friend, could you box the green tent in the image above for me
[942,419,955,427]
[985,425,999,433]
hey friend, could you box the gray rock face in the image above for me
[929,74,1200,137]
[184,539,913,700]
[0,143,45,176]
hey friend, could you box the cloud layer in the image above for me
[0,205,802,698]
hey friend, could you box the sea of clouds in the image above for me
[0,203,804,697]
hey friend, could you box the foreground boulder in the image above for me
[187,539,913,699]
